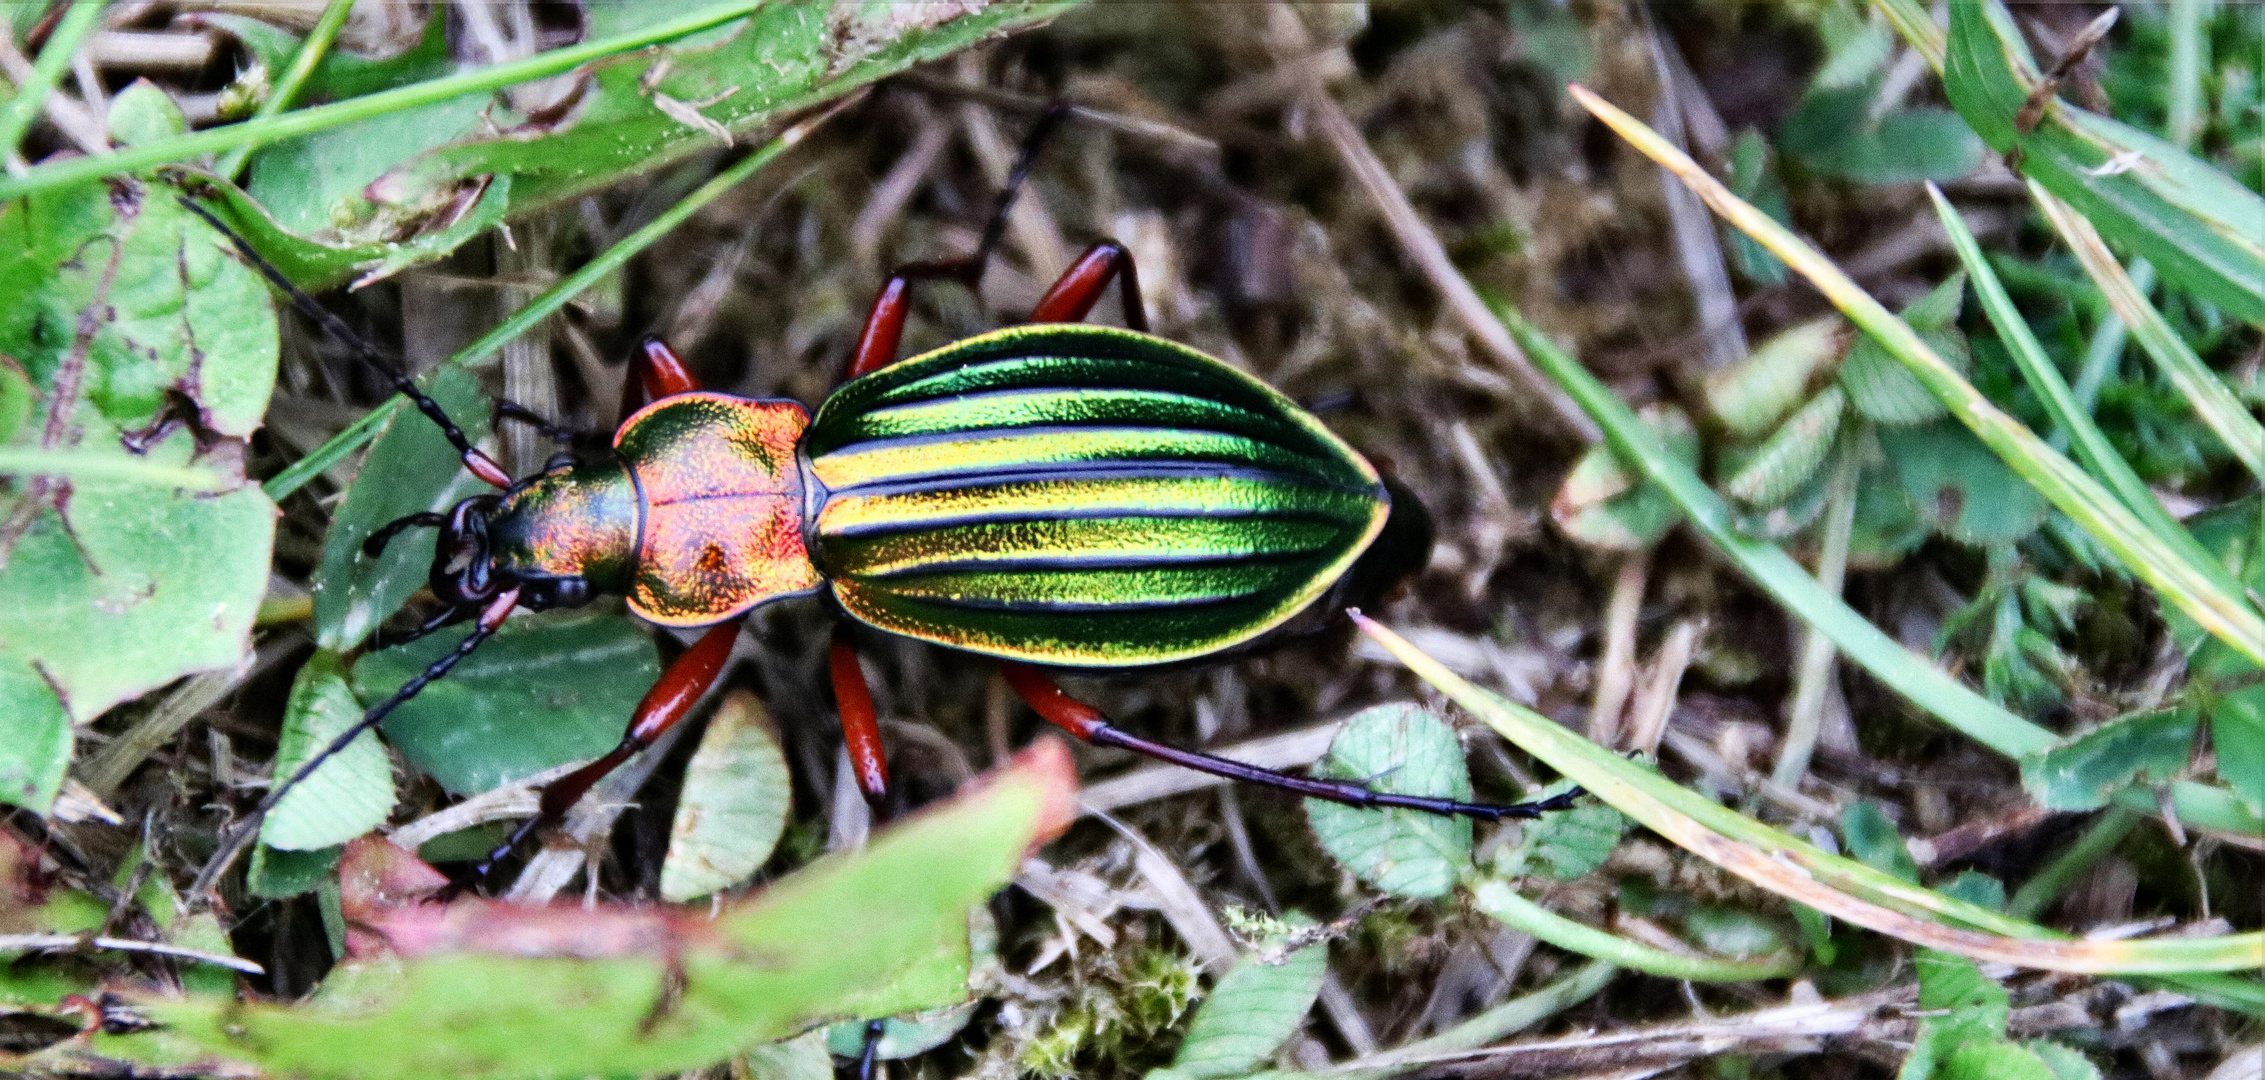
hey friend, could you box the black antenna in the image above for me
[189,588,521,899]
[175,196,512,489]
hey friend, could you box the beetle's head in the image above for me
[430,492,600,611]
[423,495,502,606]
[366,487,595,615]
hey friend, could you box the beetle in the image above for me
[188,104,1573,908]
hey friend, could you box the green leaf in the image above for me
[261,651,396,852]
[1682,907,1784,959]
[1167,940,1328,1079]
[1813,10,1894,90]
[1939,870,2006,912]
[1726,130,1790,286]
[1304,704,1473,899]
[351,611,660,796]
[2213,685,2265,814]
[1878,420,2050,545]
[201,1,1076,289]
[1722,387,1844,508]
[106,79,188,147]
[821,1001,980,1061]
[1551,404,1696,550]
[2021,707,2199,811]
[1903,272,1969,332]
[1918,948,2008,1029]
[248,843,344,900]
[1800,106,1986,185]
[0,663,69,813]
[131,752,1070,1080]
[662,692,793,902]
[1842,328,1971,426]
[1938,1039,2059,1080]
[0,176,278,810]
[198,9,453,104]
[2025,1041,2102,1080]
[1703,316,1844,439]
[1491,780,1627,880]
[740,1032,832,1080]
[311,364,493,652]
[244,93,495,244]
[1841,801,1919,883]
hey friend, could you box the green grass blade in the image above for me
[1925,184,2227,586]
[2072,260,2148,412]
[261,106,828,500]
[1489,296,2050,759]
[0,1,104,160]
[1356,616,2265,976]
[214,0,354,181]
[2170,0,2206,148]
[1572,83,2265,673]
[2034,182,2265,487]
[0,0,764,199]
[1471,879,1799,981]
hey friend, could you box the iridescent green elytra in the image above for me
[803,324,1391,666]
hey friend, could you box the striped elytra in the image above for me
[803,324,1391,667]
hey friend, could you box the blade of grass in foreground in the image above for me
[1490,295,2264,839]
[1926,184,2230,588]
[1355,615,2265,979]
[1570,83,2265,674]
[260,100,845,501]
[0,0,765,199]
[2034,181,2265,488]
[0,0,106,161]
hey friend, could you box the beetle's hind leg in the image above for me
[999,663,1581,821]
[844,103,1071,380]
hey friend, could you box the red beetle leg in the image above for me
[619,335,702,422]
[1029,240,1147,332]
[828,629,891,807]
[535,620,741,823]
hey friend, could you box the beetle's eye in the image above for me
[544,451,578,472]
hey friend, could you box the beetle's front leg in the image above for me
[453,620,742,894]
[999,663,1580,821]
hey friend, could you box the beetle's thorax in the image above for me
[611,392,823,625]
[488,458,639,595]
[491,393,824,624]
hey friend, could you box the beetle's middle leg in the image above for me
[829,627,893,808]
[999,663,1580,821]
[457,620,743,892]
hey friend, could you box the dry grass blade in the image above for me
[0,933,265,975]
[1301,86,1600,443]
